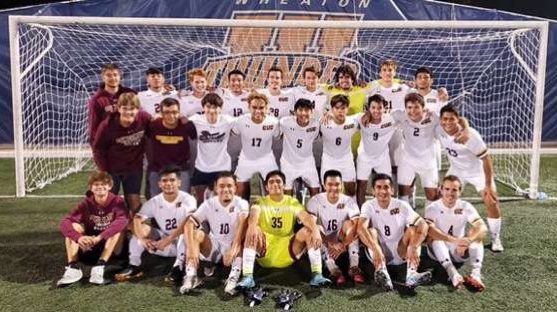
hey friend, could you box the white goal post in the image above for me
[9,16,548,198]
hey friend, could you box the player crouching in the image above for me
[57,171,128,286]
[425,175,488,291]
[114,166,197,283]
[307,170,363,286]
[236,170,331,289]
[358,174,431,291]
[180,172,249,295]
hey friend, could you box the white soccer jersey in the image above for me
[221,88,250,117]
[291,86,328,118]
[358,113,398,158]
[178,90,205,117]
[368,83,410,112]
[280,116,320,165]
[138,89,178,116]
[392,110,439,168]
[232,114,279,161]
[138,191,197,236]
[425,199,482,238]
[360,198,421,243]
[190,195,249,245]
[436,127,487,176]
[307,193,360,236]
[320,114,359,159]
[420,89,447,116]
[189,114,235,172]
[258,88,295,119]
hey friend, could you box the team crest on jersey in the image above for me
[176,201,182,208]
[420,117,432,125]
[392,87,403,93]
[454,208,463,215]
[306,126,317,132]
[381,122,392,128]
[426,98,437,103]
[278,97,289,102]
[337,203,345,210]
[344,124,355,130]
[390,208,400,215]
[263,125,274,131]
[203,11,362,89]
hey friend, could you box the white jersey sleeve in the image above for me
[138,89,178,116]
[437,127,487,175]
[258,88,295,119]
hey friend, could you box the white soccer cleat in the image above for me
[180,275,202,294]
[89,265,109,285]
[57,266,83,286]
[405,271,432,289]
[491,237,504,252]
[224,275,240,295]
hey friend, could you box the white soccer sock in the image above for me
[185,264,197,277]
[172,235,186,268]
[308,248,323,274]
[242,248,256,276]
[129,236,144,267]
[430,240,452,268]
[348,240,360,268]
[229,256,242,278]
[322,247,339,273]
[468,242,484,277]
[399,195,410,204]
[487,218,502,239]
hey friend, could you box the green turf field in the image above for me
[1,157,556,311]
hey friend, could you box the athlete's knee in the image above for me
[71,223,85,234]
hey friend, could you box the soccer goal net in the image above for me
[9,16,548,198]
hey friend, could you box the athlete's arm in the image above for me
[297,210,322,249]
[356,217,385,270]
[224,213,249,267]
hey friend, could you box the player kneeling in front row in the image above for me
[181,172,249,295]
[57,171,129,286]
[236,170,331,289]
[115,166,197,283]
[358,174,431,290]
[307,170,363,286]
[425,175,488,291]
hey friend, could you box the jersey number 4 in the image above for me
[271,217,283,228]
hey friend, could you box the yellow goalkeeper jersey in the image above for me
[256,195,304,237]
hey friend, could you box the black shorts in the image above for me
[110,171,142,195]
[78,240,106,265]
[191,168,221,189]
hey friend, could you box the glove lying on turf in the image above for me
[246,286,268,307]
[274,289,302,311]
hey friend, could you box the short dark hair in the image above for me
[372,173,393,188]
[160,97,180,109]
[334,64,356,83]
[294,98,315,111]
[323,169,342,182]
[302,65,321,78]
[265,170,286,185]
[442,175,462,191]
[201,93,224,108]
[228,69,246,80]
[330,94,349,108]
[404,92,425,108]
[415,67,433,78]
[101,63,120,74]
[440,104,460,118]
[159,165,182,179]
[367,94,387,110]
[145,67,163,75]
[215,171,237,184]
[267,66,283,78]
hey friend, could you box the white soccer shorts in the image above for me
[321,154,356,182]
[235,153,278,183]
[356,151,392,181]
[398,160,439,188]
[281,159,321,190]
